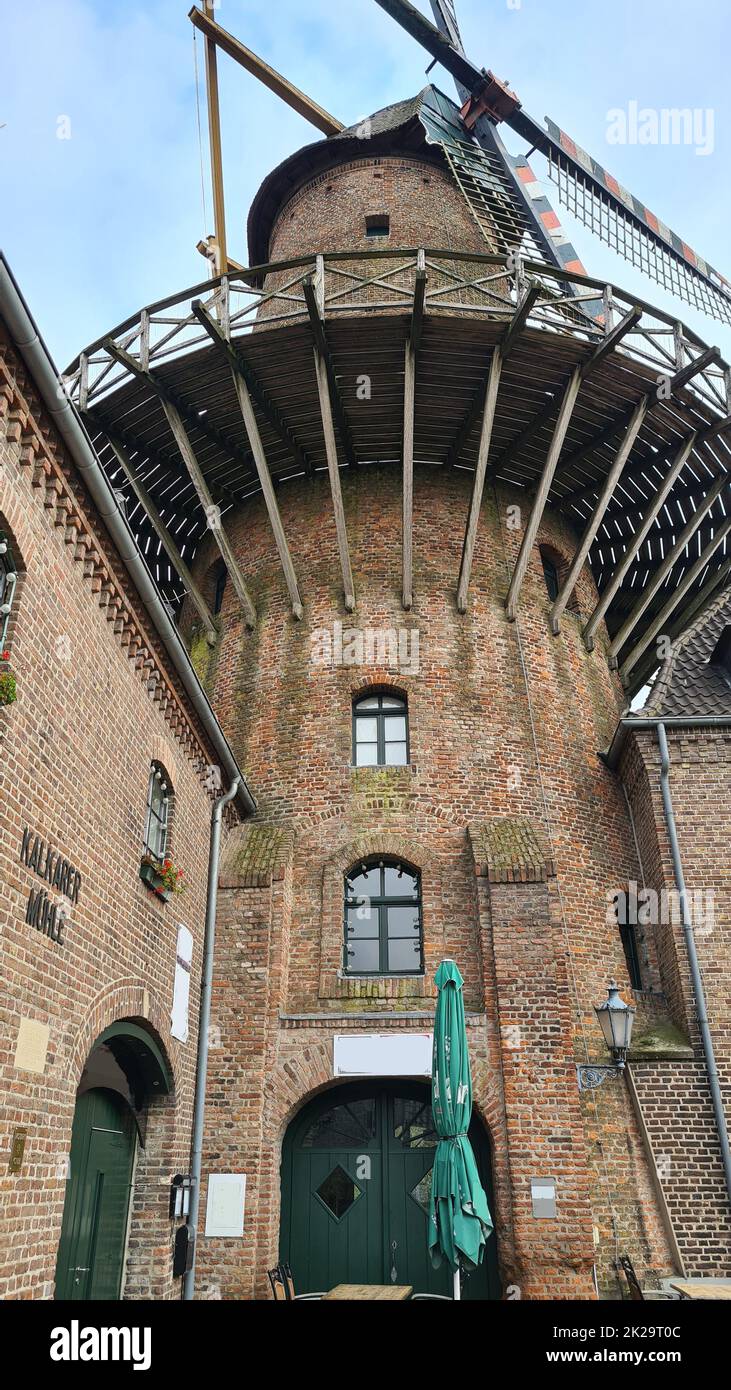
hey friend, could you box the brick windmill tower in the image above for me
[66,1,731,1300]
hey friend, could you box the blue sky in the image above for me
[3,0,731,367]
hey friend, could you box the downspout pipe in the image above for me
[183,776,240,1301]
[0,254,255,818]
[656,722,731,1207]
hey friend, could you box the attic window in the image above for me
[710,624,731,679]
[365,214,390,239]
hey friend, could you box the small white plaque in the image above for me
[171,924,193,1043]
[205,1173,246,1237]
[14,1018,50,1074]
[333,1032,432,1078]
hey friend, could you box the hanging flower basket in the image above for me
[0,650,16,706]
[139,854,186,902]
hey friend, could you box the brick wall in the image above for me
[0,330,235,1299]
[186,461,680,1296]
[622,730,731,1273]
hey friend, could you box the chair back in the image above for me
[267,1265,289,1301]
[618,1255,645,1301]
[282,1263,297,1301]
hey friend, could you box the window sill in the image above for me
[319,971,429,1001]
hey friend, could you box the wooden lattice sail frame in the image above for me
[64,249,731,695]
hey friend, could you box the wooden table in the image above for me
[670,1280,731,1300]
[323,1284,413,1301]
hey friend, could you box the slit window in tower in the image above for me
[353,693,408,766]
[619,922,643,992]
[365,213,390,238]
[344,858,423,976]
[541,551,560,603]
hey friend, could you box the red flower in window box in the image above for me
[139,852,186,900]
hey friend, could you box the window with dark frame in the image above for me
[0,532,18,648]
[344,859,423,976]
[365,213,390,238]
[143,762,171,862]
[353,693,408,767]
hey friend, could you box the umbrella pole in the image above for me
[453,1265,461,1301]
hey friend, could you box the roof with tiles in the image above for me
[645,583,731,717]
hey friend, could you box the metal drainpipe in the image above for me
[183,776,240,1301]
[656,722,731,1206]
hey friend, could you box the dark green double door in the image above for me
[55,1088,136,1300]
[281,1081,499,1298]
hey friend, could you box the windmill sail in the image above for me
[380,0,731,329]
[545,119,731,327]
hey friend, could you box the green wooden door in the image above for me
[281,1081,499,1298]
[55,1088,136,1300]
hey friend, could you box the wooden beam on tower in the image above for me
[402,252,426,611]
[201,0,228,275]
[104,431,219,644]
[489,305,641,479]
[619,518,731,681]
[608,471,730,662]
[505,366,583,621]
[191,301,304,620]
[456,348,503,614]
[582,430,697,651]
[161,399,257,629]
[192,298,313,476]
[447,283,539,471]
[103,340,257,627]
[549,398,649,634]
[626,555,731,695]
[303,272,356,469]
[188,5,344,136]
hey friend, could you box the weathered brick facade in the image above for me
[0,325,242,1299]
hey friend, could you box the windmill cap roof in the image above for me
[246,85,453,271]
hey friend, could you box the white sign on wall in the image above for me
[171,924,193,1043]
[204,1173,247,1237]
[333,1032,432,1078]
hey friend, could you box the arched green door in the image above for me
[280,1081,500,1299]
[55,1088,136,1300]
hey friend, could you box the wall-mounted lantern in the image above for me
[577,982,636,1091]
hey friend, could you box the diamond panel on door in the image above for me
[316,1164,363,1220]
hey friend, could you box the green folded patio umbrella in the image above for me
[428,959,493,1300]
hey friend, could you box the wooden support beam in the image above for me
[500,283,541,361]
[582,431,697,650]
[549,397,649,634]
[410,252,427,357]
[457,349,503,613]
[490,305,641,479]
[447,283,539,470]
[103,339,254,482]
[608,471,730,660]
[303,275,356,469]
[505,366,583,621]
[578,305,643,379]
[558,357,727,507]
[312,350,356,612]
[192,298,313,476]
[192,301,304,619]
[627,555,731,695]
[105,432,219,644]
[161,399,257,629]
[619,518,731,680]
[202,0,228,276]
[188,5,344,136]
[402,338,416,612]
[402,252,426,612]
